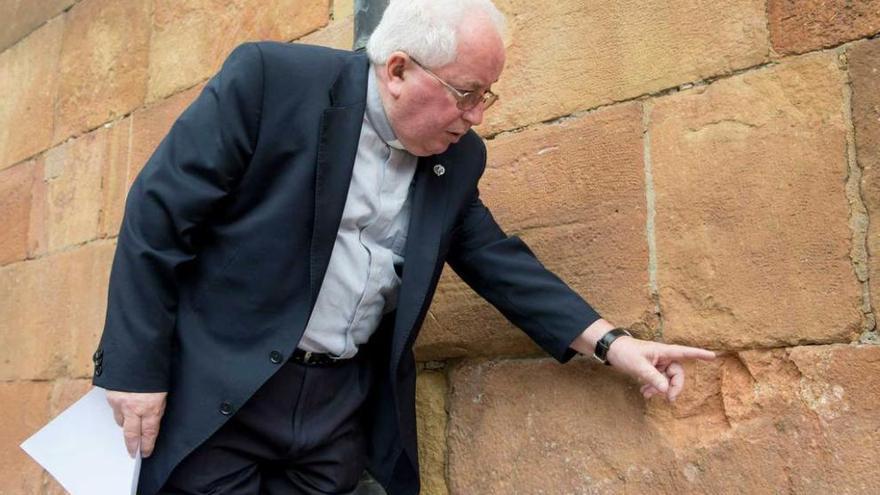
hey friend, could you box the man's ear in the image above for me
[384,52,409,98]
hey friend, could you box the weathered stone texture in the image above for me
[481,0,768,135]
[299,13,353,50]
[148,0,330,103]
[769,0,880,56]
[0,0,74,52]
[849,39,880,321]
[417,104,651,361]
[39,127,108,253]
[99,118,133,239]
[54,0,151,143]
[0,17,63,171]
[651,53,860,349]
[0,161,38,266]
[416,371,450,495]
[299,0,353,49]
[0,381,53,494]
[0,241,115,381]
[447,345,880,494]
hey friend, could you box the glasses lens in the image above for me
[458,91,498,111]
[483,92,498,110]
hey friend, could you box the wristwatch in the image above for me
[592,328,632,366]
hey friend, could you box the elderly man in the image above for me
[93,0,715,493]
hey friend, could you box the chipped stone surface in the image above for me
[417,104,652,361]
[448,345,880,494]
[768,0,880,56]
[0,241,115,380]
[148,0,330,103]
[416,371,450,495]
[480,0,768,135]
[55,0,151,143]
[0,17,63,171]
[651,53,860,349]
[849,39,880,322]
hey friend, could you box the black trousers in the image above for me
[158,348,375,495]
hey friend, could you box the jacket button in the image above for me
[219,401,233,416]
[93,349,103,362]
[269,350,283,364]
[94,364,103,376]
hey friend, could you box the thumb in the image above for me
[640,364,669,393]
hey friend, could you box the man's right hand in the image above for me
[105,391,168,458]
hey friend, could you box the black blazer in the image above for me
[93,42,601,495]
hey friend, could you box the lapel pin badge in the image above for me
[433,164,445,177]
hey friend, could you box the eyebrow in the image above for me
[457,80,489,92]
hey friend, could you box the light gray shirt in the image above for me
[297,67,418,358]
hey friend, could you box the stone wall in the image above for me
[1,1,878,493]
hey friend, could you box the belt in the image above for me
[291,347,349,366]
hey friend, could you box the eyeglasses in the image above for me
[409,56,499,111]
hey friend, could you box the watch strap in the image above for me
[592,328,632,366]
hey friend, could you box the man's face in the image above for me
[381,16,506,157]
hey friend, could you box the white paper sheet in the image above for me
[20,387,141,495]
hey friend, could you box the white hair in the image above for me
[366,0,506,68]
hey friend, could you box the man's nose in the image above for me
[461,104,485,126]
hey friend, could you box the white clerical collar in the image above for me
[366,65,406,151]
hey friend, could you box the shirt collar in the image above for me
[366,65,406,151]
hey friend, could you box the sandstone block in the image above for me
[0,161,38,266]
[646,345,880,493]
[849,39,880,319]
[55,0,151,143]
[148,0,330,103]
[416,371,450,495]
[0,0,73,52]
[27,159,48,258]
[39,127,107,253]
[0,241,115,380]
[480,0,768,135]
[650,53,860,349]
[298,13,354,50]
[769,0,880,56]
[447,344,880,494]
[416,103,652,361]
[98,118,133,238]
[0,17,63,171]
[0,381,53,494]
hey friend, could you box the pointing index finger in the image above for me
[662,345,716,361]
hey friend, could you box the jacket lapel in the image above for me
[391,155,451,369]
[308,57,368,309]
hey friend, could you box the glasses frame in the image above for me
[408,56,499,111]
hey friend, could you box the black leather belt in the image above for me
[291,347,349,366]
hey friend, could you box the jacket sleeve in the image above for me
[445,146,602,364]
[93,42,265,392]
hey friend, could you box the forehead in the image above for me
[434,17,505,88]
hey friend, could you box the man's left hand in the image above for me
[606,336,715,402]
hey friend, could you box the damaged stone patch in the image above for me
[447,344,880,494]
